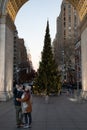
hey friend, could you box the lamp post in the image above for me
[62,50,64,83]
[15,67,20,84]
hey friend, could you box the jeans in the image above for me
[24,112,32,125]
[15,106,22,125]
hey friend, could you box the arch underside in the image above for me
[7,0,29,21]
[0,0,87,21]
[67,0,87,21]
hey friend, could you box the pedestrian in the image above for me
[13,84,23,128]
[16,86,32,128]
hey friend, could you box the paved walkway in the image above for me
[0,94,87,130]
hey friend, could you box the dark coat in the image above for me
[13,87,23,106]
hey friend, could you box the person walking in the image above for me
[13,84,23,128]
[16,86,32,128]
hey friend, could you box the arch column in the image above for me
[0,14,16,101]
[80,14,87,98]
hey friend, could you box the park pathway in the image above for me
[0,94,87,130]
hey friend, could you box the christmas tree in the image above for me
[34,21,60,95]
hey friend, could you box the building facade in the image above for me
[13,30,29,83]
[53,0,80,84]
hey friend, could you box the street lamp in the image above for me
[15,67,20,84]
[62,50,64,83]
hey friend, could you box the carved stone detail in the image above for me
[67,0,87,21]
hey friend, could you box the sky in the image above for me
[15,0,62,71]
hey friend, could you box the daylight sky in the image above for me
[15,0,62,71]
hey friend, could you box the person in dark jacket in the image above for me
[13,84,23,128]
[17,86,32,128]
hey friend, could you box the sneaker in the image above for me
[23,125,29,129]
[29,124,32,128]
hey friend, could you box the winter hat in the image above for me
[25,86,31,91]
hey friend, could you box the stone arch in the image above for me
[0,0,87,101]
[0,0,28,21]
[67,0,87,21]
[0,0,86,22]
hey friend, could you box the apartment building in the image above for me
[53,0,80,83]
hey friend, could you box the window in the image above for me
[69,27,71,30]
[69,16,71,22]
[68,4,71,9]
[64,17,66,21]
[64,22,66,28]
